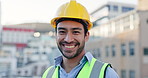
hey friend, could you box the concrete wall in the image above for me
[138,0,148,11]
[139,11,148,78]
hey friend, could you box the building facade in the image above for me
[15,34,57,77]
[0,46,17,77]
[91,1,136,26]
[0,23,57,78]
[0,25,35,77]
[86,9,148,78]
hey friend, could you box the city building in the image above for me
[91,1,136,26]
[16,60,49,78]
[2,22,54,56]
[86,3,148,78]
[0,23,58,78]
[15,33,59,78]
[0,23,54,78]
[0,46,17,77]
[0,1,18,77]
[138,0,148,10]
[0,25,35,77]
[2,26,34,50]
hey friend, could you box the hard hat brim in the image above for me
[50,16,93,30]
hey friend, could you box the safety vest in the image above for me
[42,58,111,78]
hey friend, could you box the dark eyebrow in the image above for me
[57,27,66,30]
[72,28,82,31]
[57,27,82,31]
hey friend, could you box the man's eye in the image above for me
[73,31,80,34]
[58,31,66,34]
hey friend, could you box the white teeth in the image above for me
[65,46,75,48]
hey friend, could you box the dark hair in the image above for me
[55,18,88,35]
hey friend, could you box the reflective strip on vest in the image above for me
[42,58,110,78]
[52,66,59,78]
[42,66,54,78]
[99,63,110,78]
[46,66,55,78]
[89,59,104,78]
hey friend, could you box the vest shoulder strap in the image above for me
[42,66,55,78]
[90,58,111,78]
[99,63,111,78]
[89,60,104,78]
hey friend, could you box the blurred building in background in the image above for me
[16,35,55,78]
[2,26,34,50]
[86,0,148,78]
[1,0,148,78]
[138,0,148,10]
[91,1,136,26]
[0,23,59,78]
[0,1,17,78]
[0,46,17,78]
[0,24,34,77]
[13,23,60,78]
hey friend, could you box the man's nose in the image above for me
[64,33,74,42]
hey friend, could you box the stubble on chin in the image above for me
[57,41,85,59]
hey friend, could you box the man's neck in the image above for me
[62,51,85,73]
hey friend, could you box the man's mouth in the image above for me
[65,45,75,48]
[60,41,79,50]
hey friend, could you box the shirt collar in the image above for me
[55,56,63,66]
[54,52,94,66]
[85,52,94,64]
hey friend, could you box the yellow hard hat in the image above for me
[50,0,93,30]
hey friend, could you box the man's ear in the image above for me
[85,31,90,42]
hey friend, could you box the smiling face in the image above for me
[56,20,89,59]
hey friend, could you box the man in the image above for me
[42,0,119,78]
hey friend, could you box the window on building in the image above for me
[41,65,47,75]
[121,70,126,78]
[111,45,116,57]
[121,44,126,56]
[122,7,134,12]
[144,48,148,55]
[92,49,96,58]
[129,42,135,56]
[113,5,118,12]
[43,52,46,54]
[105,46,109,57]
[129,70,135,78]
[93,49,101,58]
[107,5,111,11]
[18,71,21,75]
[33,66,38,76]
[25,70,28,75]
[35,52,39,54]
[97,48,101,57]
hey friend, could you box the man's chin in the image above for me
[62,51,79,59]
[62,53,75,59]
[63,55,75,59]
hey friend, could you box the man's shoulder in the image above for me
[94,59,119,78]
[105,67,119,78]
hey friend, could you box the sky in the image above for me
[1,0,137,25]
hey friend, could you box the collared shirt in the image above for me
[54,52,119,78]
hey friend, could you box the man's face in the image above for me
[56,21,89,59]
